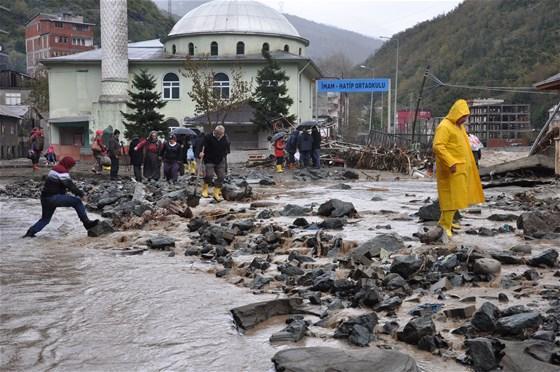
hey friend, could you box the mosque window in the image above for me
[236,41,245,55]
[163,73,180,100]
[172,44,176,54]
[212,73,230,99]
[188,43,194,56]
[298,48,302,56]
[262,43,270,53]
[284,44,289,53]
[211,41,218,56]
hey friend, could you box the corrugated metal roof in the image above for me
[534,73,560,90]
[169,0,300,38]
[0,104,29,119]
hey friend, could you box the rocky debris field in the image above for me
[2,168,559,372]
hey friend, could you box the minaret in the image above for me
[93,0,128,135]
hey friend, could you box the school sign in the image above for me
[317,78,390,93]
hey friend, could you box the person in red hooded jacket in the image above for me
[24,156,99,237]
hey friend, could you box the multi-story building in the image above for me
[25,13,95,75]
[467,99,531,147]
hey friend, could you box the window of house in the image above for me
[210,41,218,56]
[55,22,63,28]
[5,93,21,105]
[188,42,194,56]
[284,44,289,52]
[236,41,245,55]
[172,44,176,54]
[163,72,180,100]
[298,48,302,55]
[212,73,230,99]
[76,24,88,31]
[10,124,15,135]
[262,42,269,52]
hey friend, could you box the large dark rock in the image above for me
[383,273,409,290]
[527,249,558,268]
[222,183,252,201]
[496,312,542,337]
[351,234,405,265]
[232,219,254,232]
[270,319,309,342]
[334,313,378,347]
[490,251,524,265]
[488,213,519,222]
[517,211,560,237]
[471,302,500,332]
[417,200,460,222]
[318,218,345,230]
[278,263,305,277]
[397,316,436,345]
[317,199,358,218]
[390,255,422,279]
[231,298,306,330]
[354,285,382,307]
[188,217,207,232]
[146,235,175,250]
[473,258,502,275]
[465,337,505,372]
[375,296,403,312]
[281,204,312,217]
[500,339,560,372]
[271,346,420,372]
[342,170,360,180]
[87,220,115,237]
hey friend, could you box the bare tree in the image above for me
[182,56,253,127]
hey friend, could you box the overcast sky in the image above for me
[257,0,463,37]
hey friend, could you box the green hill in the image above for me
[360,0,560,128]
[0,0,175,72]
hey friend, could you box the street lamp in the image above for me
[360,65,375,133]
[380,36,399,134]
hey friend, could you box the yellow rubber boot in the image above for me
[201,183,209,198]
[213,187,223,202]
[276,164,284,173]
[438,210,455,238]
[190,162,196,175]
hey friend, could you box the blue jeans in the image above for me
[312,148,321,168]
[27,194,90,235]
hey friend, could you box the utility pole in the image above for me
[411,65,430,144]
[360,65,375,134]
[379,36,399,134]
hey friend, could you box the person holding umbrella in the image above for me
[270,132,286,173]
[297,129,313,167]
[285,129,299,169]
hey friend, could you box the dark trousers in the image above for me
[300,151,311,167]
[276,156,284,165]
[144,152,160,180]
[204,158,226,187]
[312,148,321,168]
[163,160,179,183]
[27,194,90,235]
[287,152,296,165]
[472,150,481,167]
[133,165,142,182]
[110,156,119,179]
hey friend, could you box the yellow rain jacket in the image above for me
[433,99,484,210]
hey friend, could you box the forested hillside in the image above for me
[360,0,560,127]
[0,0,175,72]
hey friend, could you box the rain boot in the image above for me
[276,164,284,173]
[213,187,223,202]
[201,183,209,198]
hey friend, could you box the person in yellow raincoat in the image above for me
[433,99,484,237]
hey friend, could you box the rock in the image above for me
[473,258,502,275]
[256,209,273,219]
[390,255,422,279]
[278,264,305,277]
[230,298,305,330]
[416,226,447,244]
[418,200,460,222]
[397,316,436,345]
[409,303,443,317]
[329,183,352,190]
[417,334,448,352]
[317,199,358,218]
[501,305,529,317]
[334,313,378,347]
[287,251,315,264]
[351,234,405,265]
[292,217,310,227]
[370,196,384,201]
[532,330,555,342]
[342,170,359,180]
[496,312,542,337]
[281,204,312,217]
[259,178,276,186]
[517,211,560,237]
[500,339,560,372]
[222,183,252,201]
[308,292,321,305]
[146,235,176,250]
[251,275,272,289]
[434,254,459,272]
[86,220,115,237]
[523,269,540,281]
[184,247,200,256]
[188,217,207,232]
[464,337,505,372]
[471,302,500,332]
[270,319,309,342]
[510,244,532,255]
[354,285,382,307]
[271,346,420,372]
[498,293,509,303]
[488,213,519,221]
[381,321,400,335]
[249,257,271,271]
[491,251,523,265]
[444,305,476,319]
[375,296,403,312]
[232,220,254,232]
[318,218,345,229]
[431,277,453,293]
[383,273,408,290]
[527,249,558,268]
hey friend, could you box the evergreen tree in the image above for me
[250,51,295,129]
[121,70,168,140]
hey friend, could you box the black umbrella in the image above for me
[271,131,286,142]
[296,121,320,131]
[172,127,197,137]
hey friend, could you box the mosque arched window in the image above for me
[236,41,245,55]
[163,72,180,100]
[283,44,289,53]
[212,73,230,100]
[172,44,176,54]
[262,42,270,53]
[298,47,302,56]
[210,41,218,56]
[164,118,180,128]
[188,43,194,56]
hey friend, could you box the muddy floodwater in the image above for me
[1,176,554,371]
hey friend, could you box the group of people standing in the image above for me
[272,126,322,172]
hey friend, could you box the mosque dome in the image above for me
[168,0,302,39]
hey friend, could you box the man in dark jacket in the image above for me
[311,126,321,169]
[200,125,228,202]
[160,134,183,183]
[297,129,313,167]
[107,129,121,180]
[285,130,299,169]
[128,135,143,182]
[24,156,98,237]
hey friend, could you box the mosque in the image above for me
[42,0,321,159]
